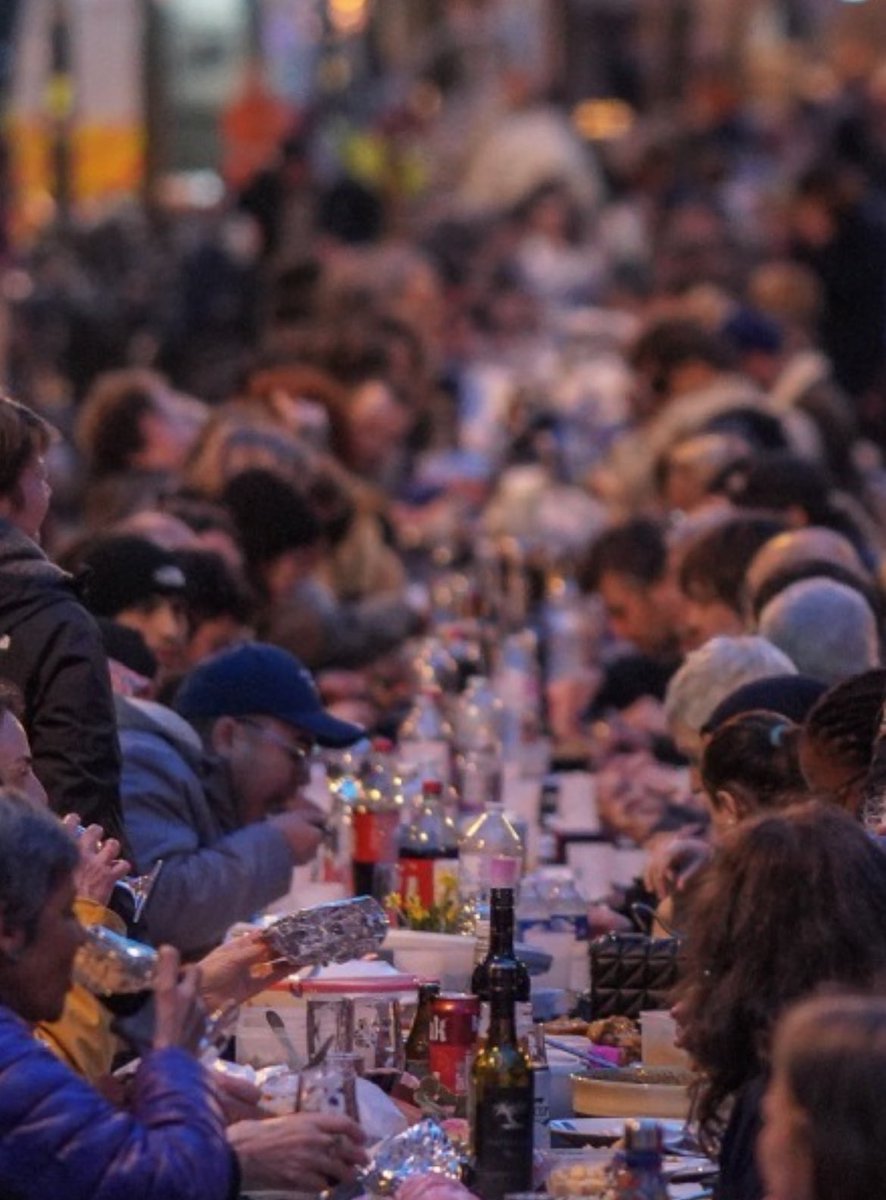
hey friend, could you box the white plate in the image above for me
[550,1117,689,1145]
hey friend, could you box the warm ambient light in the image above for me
[572,98,635,141]
[329,0,369,35]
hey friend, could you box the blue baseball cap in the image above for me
[174,642,364,748]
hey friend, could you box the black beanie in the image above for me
[80,535,187,618]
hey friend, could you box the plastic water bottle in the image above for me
[515,875,550,941]
[494,629,542,754]
[544,866,590,940]
[530,868,585,988]
[318,746,364,886]
[453,675,503,815]
[399,686,452,785]
[458,802,524,945]
[542,574,595,686]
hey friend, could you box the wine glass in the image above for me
[115,858,164,923]
[73,924,236,1061]
[72,824,163,923]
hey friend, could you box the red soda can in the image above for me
[428,992,480,1096]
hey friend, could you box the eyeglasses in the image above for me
[237,718,315,771]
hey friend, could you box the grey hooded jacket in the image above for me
[117,697,294,955]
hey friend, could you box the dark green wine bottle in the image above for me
[469,962,534,1200]
[471,887,530,1002]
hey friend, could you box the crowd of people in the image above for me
[1,27,886,1200]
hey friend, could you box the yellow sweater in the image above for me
[35,897,125,1082]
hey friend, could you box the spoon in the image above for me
[264,1009,302,1071]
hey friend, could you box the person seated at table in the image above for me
[798,668,886,817]
[0,790,238,1199]
[759,991,886,1200]
[676,802,886,1200]
[644,709,810,923]
[663,635,796,765]
[758,578,881,688]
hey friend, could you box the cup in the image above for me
[640,1009,690,1069]
[259,1068,301,1115]
[297,1051,360,1121]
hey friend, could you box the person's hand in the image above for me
[62,814,130,907]
[268,806,326,864]
[212,1070,265,1123]
[153,945,207,1055]
[587,903,633,937]
[198,929,291,1013]
[643,835,712,898]
[228,1112,368,1192]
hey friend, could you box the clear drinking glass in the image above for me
[297,1051,360,1121]
[72,924,236,1059]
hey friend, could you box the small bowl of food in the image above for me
[540,1149,615,1198]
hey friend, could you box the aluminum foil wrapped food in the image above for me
[264,895,388,968]
[361,1119,462,1197]
[73,924,159,996]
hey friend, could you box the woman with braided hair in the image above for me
[798,668,886,817]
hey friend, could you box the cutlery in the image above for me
[545,1037,619,1070]
[304,1034,335,1070]
[264,1010,302,1071]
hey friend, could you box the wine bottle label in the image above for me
[472,1084,534,1198]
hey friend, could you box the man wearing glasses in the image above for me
[117,642,363,956]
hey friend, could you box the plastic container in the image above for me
[640,1010,690,1070]
[383,928,478,991]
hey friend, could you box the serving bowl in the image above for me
[571,1064,693,1120]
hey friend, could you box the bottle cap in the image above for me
[422,779,443,795]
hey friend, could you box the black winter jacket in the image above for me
[0,521,124,842]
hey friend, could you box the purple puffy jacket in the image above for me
[0,1006,238,1200]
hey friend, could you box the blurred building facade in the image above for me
[3,0,886,233]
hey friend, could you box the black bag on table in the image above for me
[587,931,681,1020]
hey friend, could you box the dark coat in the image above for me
[717,1075,766,1200]
[0,1005,237,1200]
[0,521,124,842]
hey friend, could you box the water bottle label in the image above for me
[517,917,551,939]
[549,914,589,939]
[460,852,520,896]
